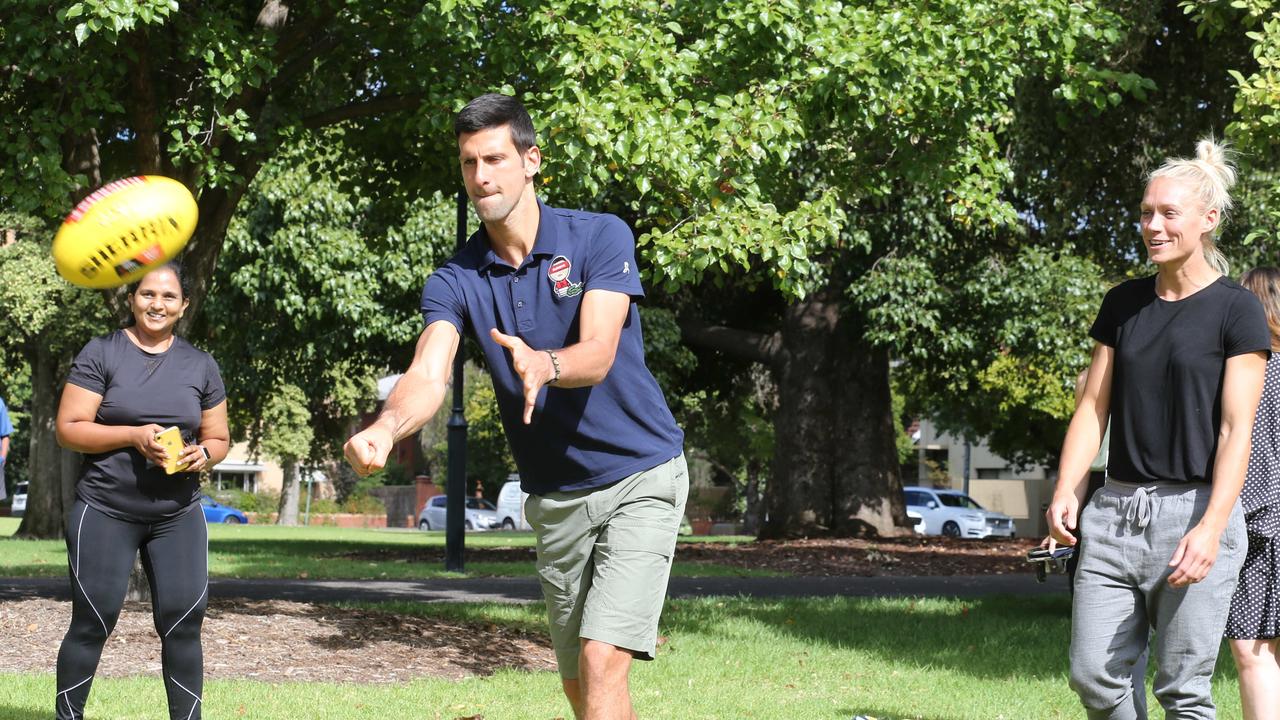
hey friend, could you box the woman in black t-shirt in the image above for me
[1047,140,1269,718]
[53,263,229,720]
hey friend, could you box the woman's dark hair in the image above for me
[454,93,537,153]
[126,262,191,297]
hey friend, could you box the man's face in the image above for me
[458,125,541,224]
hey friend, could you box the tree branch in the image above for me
[273,33,345,88]
[256,0,290,30]
[679,317,783,367]
[300,93,426,129]
[127,35,163,174]
[272,4,342,63]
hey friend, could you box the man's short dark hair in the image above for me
[454,93,537,153]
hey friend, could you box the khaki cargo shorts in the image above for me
[525,453,689,679]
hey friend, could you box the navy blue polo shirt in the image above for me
[421,199,684,495]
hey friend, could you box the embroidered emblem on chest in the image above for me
[547,255,583,298]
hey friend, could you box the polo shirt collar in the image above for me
[479,198,560,274]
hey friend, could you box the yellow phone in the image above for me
[154,426,187,474]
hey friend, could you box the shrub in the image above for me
[341,494,386,514]
[207,487,280,514]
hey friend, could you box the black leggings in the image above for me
[56,500,208,720]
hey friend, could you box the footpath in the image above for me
[0,573,1067,604]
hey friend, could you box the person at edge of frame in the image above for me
[1046,138,1267,719]
[343,93,687,720]
[1226,266,1280,720]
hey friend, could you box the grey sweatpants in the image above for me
[1069,480,1247,719]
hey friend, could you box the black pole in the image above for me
[445,188,469,572]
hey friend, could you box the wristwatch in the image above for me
[545,350,562,385]
[197,445,211,462]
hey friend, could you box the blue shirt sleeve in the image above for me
[0,398,11,437]
[421,265,468,334]
[582,215,644,299]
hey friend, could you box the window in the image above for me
[938,494,984,510]
[976,468,1004,480]
[431,496,447,507]
[211,471,256,493]
[466,498,497,511]
[904,491,930,507]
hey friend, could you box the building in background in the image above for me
[911,418,1053,539]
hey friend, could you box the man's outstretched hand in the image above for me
[490,328,555,424]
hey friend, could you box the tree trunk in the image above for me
[14,344,79,539]
[277,460,300,526]
[759,293,910,539]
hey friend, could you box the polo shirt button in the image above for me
[517,301,525,308]
[513,277,520,283]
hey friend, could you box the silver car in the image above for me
[902,486,1015,539]
[417,495,501,531]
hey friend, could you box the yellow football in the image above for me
[52,176,198,289]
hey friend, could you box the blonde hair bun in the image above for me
[1149,137,1238,235]
[1194,138,1237,195]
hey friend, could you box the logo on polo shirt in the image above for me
[548,255,583,298]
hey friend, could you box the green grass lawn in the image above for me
[0,518,774,579]
[0,595,1245,719]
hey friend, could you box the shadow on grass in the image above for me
[662,594,1076,681]
[663,594,1245,688]
[838,708,959,720]
[204,598,555,678]
[0,705,53,720]
[0,563,64,578]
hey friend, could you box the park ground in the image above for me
[0,520,1247,719]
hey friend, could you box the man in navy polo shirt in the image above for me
[344,93,687,720]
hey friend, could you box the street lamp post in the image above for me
[445,188,469,572]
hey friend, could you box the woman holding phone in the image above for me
[53,262,229,720]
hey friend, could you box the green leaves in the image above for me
[59,0,178,45]
[206,138,456,462]
[259,384,314,466]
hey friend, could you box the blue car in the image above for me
[200,495,248,524]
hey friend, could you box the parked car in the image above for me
[417,495,501,531]
[11,482,27,517]
[905,509,925,534]
[902,486,1015,539]
[496,478,531,530]
[200,494,248,524]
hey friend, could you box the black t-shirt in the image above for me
[1090,275,1270,484]
[66,330,226,521]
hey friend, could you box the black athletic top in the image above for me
[66,329,225,521]
[1090,275,1270,485]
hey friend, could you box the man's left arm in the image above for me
[0,434,8,464]
[491,288,631,424]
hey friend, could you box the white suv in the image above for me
[11,482,27,517]
[902,486,1015,539]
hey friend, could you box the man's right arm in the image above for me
[344,320,460,476]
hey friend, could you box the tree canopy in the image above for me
[5,0,1278,538]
